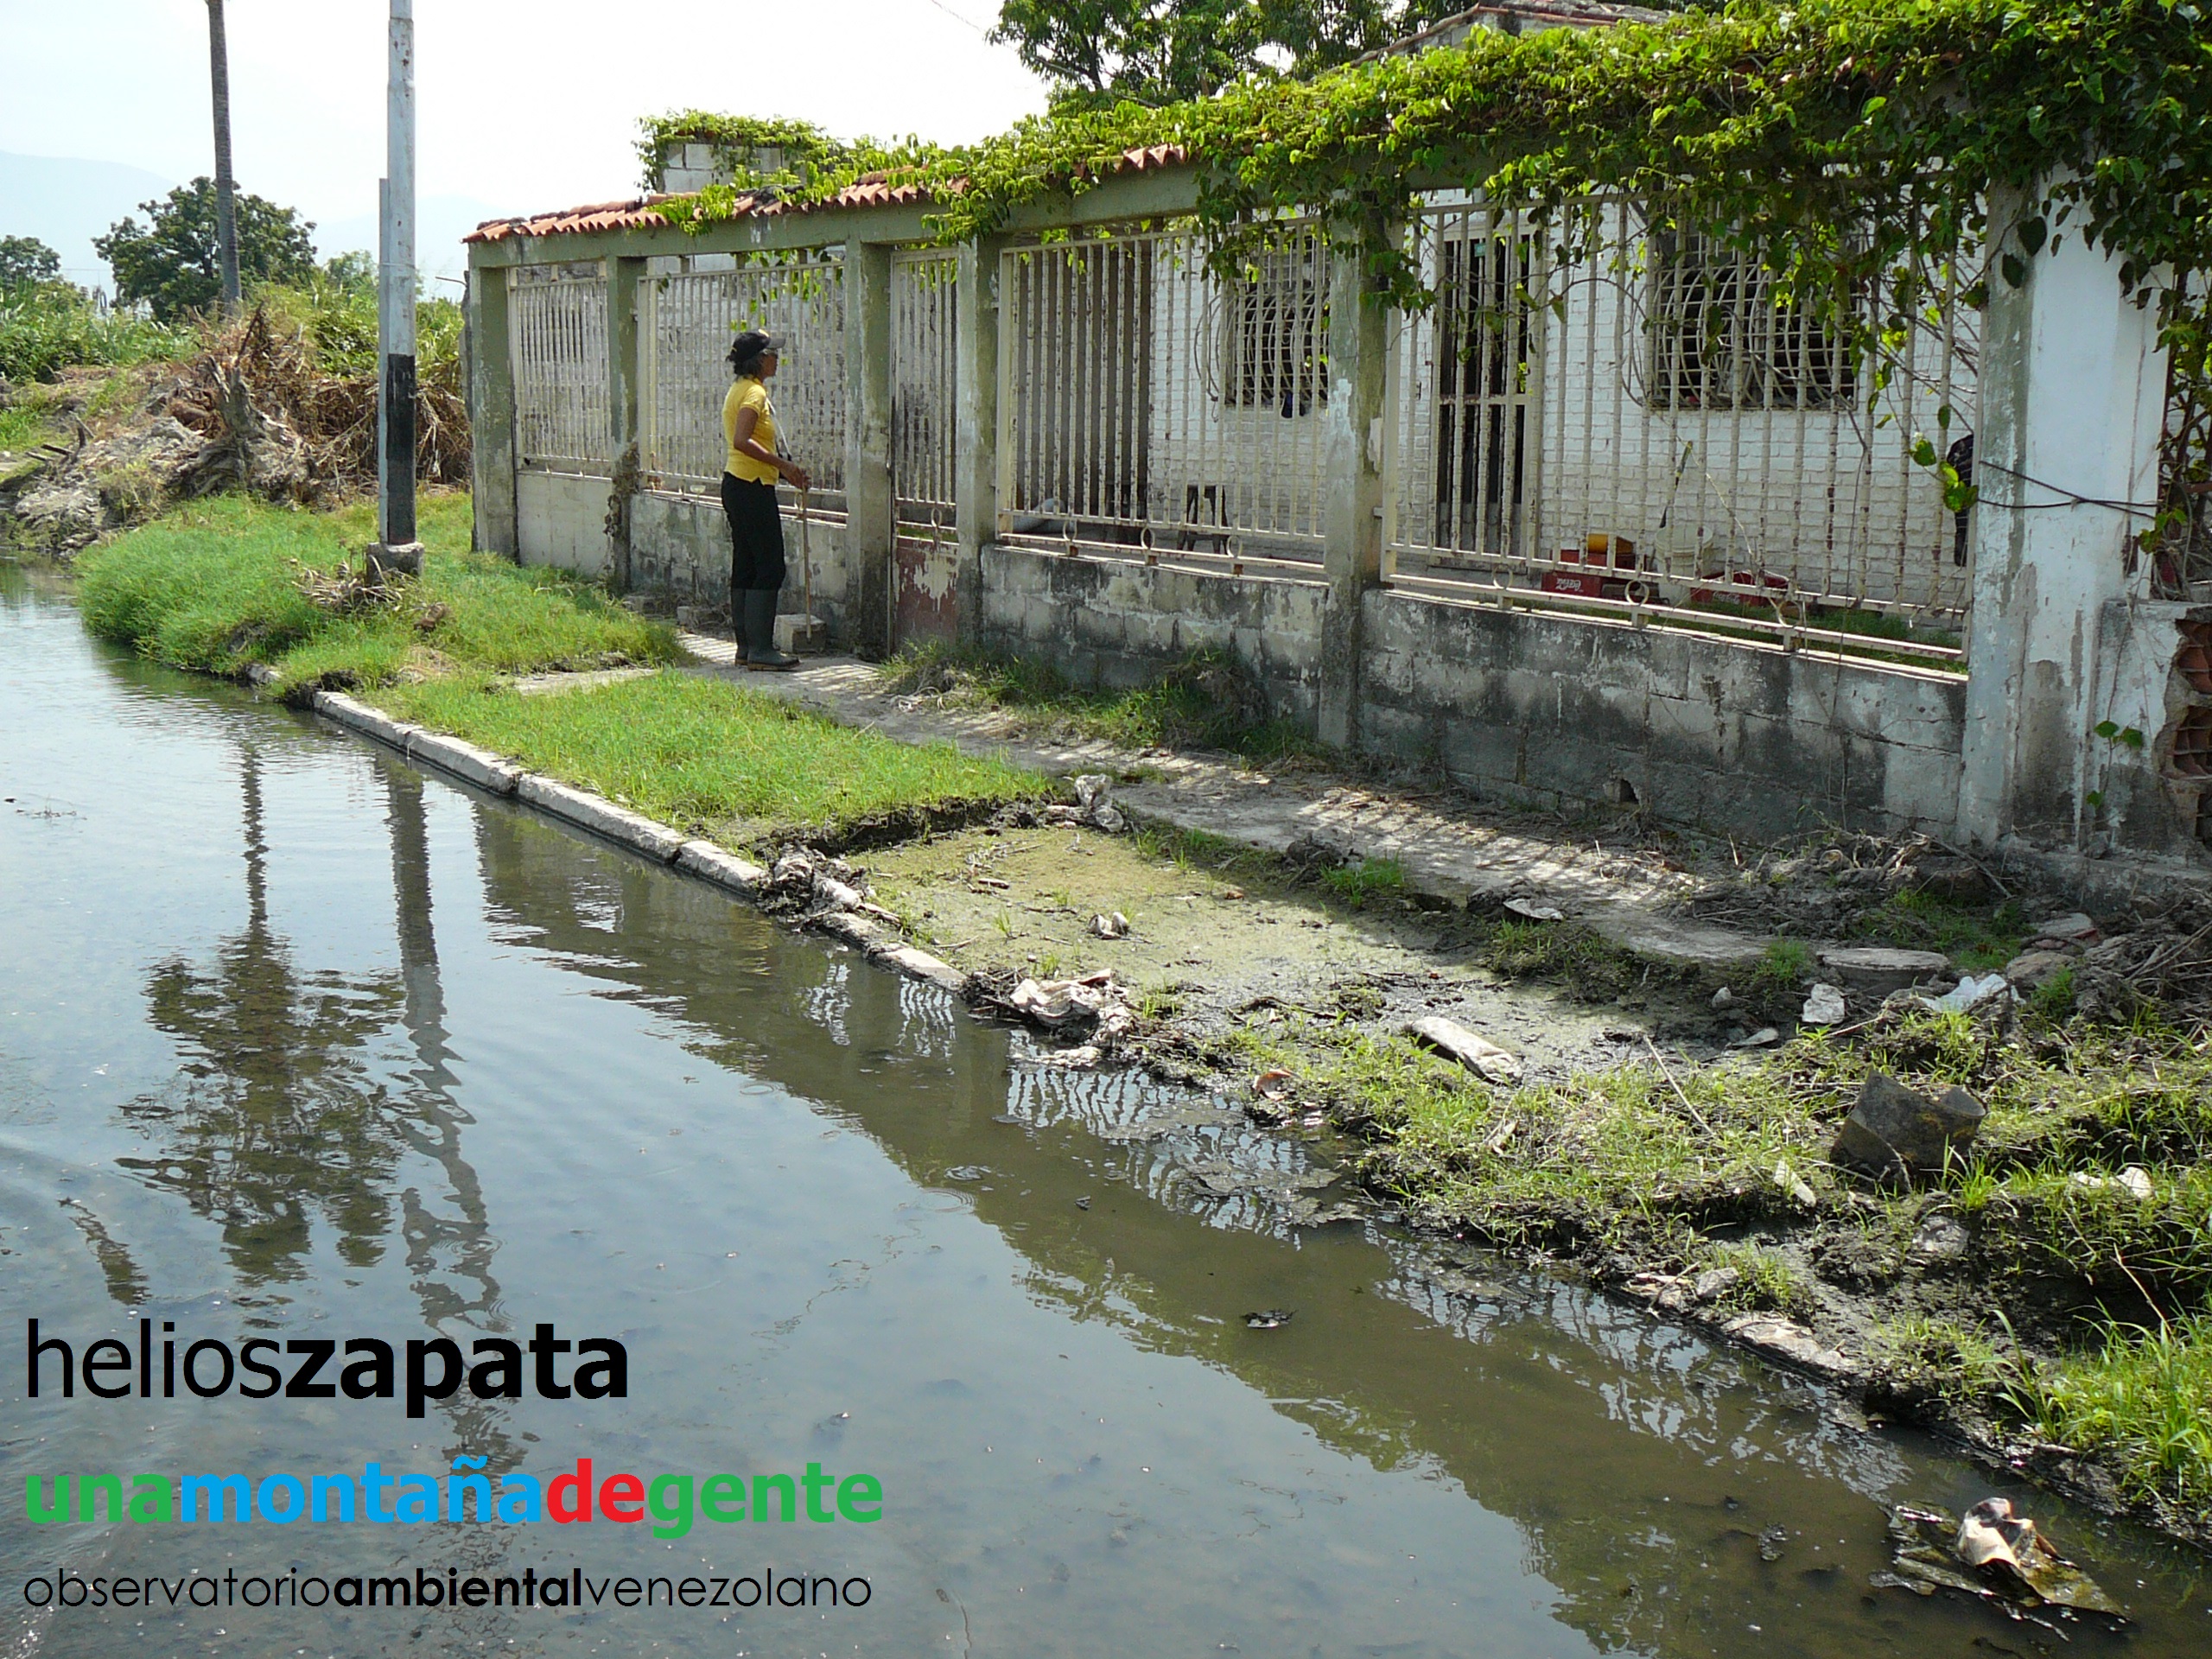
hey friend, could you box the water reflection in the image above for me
[120,745,407,1282]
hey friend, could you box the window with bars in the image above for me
[1223,238,1326,415]
[1645,231,1857,411]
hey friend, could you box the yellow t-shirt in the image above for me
[722,378,780,486]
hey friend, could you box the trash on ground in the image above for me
[1732,1027,1781,1048]
[1243,1309,1294,1330]
[1253,1068,1294,1102]
[1090,910,1130,939]
[1920,972,2012,1014]
[1402,1015,1524,1084]
[1039,774,1128,835]
[1503,899,1566,923]
[1801,982,1847,1026]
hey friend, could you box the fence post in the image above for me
[1956,195,2170,850]
[845,241,896,655]
[465,260,518,558]
[607,254,645,589]
[954,235,1006,645]
[1319,240,1389,751]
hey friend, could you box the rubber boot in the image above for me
[743,589,798,671]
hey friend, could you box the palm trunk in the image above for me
[207,0,241,315]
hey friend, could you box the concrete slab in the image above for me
[404,730,523,798]
[517,775,686,862]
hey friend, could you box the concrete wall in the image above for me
[979,544,1325,725]
[1356,589,1967,839]
[517,472,861,640]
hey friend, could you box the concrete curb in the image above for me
[307,689,970,997]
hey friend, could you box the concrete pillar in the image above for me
[1956,197,2170,849]
[607,255,645,589]
[844,241,895,656]
[465,263,518,558]
[954,235,1006,644]
[1318,244,1389,751]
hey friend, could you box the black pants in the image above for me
[721,474,786,594]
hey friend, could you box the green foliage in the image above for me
[374,674,1050,846]
[247,257,463,381]
[0,285,189,384]
[635,112,851,193]
[0,235,64,294]
[95,179,317,323]
[1752,938,1813,991]
[1701,1241,1818,1319]
[1321,856,1406,907]
[2012,1316,2212,1509]
[990,0,1468,109]
[75,494,677,690]
[879,640,1313,761]
[657,0,2212,360]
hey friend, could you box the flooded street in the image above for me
[3,561,2208,1657]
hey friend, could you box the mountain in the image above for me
[0,150,175,291]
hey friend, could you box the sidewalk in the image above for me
[677,637,1773,969]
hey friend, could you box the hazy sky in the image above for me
[0,0,1047,226]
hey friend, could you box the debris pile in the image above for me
[969,967,1137,1069]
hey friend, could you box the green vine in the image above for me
[634,111,851,195]
[646,0,2209,302]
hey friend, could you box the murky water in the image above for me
[3,563,2208,1657]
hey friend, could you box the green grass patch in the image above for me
[2013,1316,2212,1510]
[880,640,1316,764]
[76,493,677,689]
[372,672,1050,844]
[1322,857,1406,908]
[1847,889,2028,972]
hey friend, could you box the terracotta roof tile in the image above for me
[467,141,1194,245]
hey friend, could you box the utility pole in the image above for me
[375,0,422,571]
[206,0,240,315]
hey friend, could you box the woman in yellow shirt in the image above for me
[721,329,811,670]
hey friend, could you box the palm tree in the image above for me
[206,0,240,314]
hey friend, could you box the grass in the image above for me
[77,493,677,690]
[1846,889,2029,971]
[1322,856,1406,907]
[0,287,189,385]
[1214,992,2212,1528]
[2015,1316,2212,1509]
[372,671,1050,844]
[880,640,1317,764]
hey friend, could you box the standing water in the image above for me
[3,563,2208,1656]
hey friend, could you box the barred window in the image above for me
[1223,235,1326,414]
[1646,231,1856,411]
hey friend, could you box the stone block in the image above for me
[404,731,522,798]
[677,839,766,898]
[1816,945,1953,991]
[516,776,686,863]
[313,692,419,753]
[1832,1072,1985,1178]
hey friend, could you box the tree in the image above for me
[95,180,315,322]
[989,0,1467,107]
[0,235,64,293]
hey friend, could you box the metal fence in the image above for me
[639,255,848,512]
[1387,196,1980,626]
[511,264,612,473]
[999,221,1332,565]
[892,250,959,524]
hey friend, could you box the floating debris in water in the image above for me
[1243,1309,1294,1330]
[1876,1501,2126,1626]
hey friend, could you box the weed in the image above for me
[1752,938,1813,992]
[1321,857,1405,908]
[1702,1242,1817,1319]
[2028,965,2078,1023]
[879,641,1315,764]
